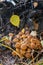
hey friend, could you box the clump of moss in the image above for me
[38,63,43,65]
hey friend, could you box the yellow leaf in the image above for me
[1,36,9,41]
[21,28,25,33]
[41,40,43,47]
[10,15,20,27]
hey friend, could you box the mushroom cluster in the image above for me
[12,28,42,58]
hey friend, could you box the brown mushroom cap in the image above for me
[13,38,19,43]
[15,42,21,48]
[30,42,36,49]
[31,38,40,43]
[9,33,14,37]
[27,48,31,53]
[18,31,24,36]
[26,43,31,48]
[27,35,33,42]
[20,49,26,55]
[21,43,27,50]
[25,52,31,58]
[21,34,27,38]
[16,35,20,38]
[30,38,42,50]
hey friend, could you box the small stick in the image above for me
[28,51,42,65]
[18,62,28,65]
[0,44,21,58]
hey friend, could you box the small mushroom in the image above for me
[27,35,33,43]
[21,34,27,38]
[15,42,21,48]
[27,48,31,53]
[9,33,14,41]
[16,34,20,38]
[30,38,42,50]
[13,38,19,43]
[21,43,27,50]
[9,33,14,37]
[18,31,23,36]
[30,42,36,49]
[25,52,31,58]
[20,49,26,55]
[27,43,31,48]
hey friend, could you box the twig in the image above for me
[28,50,42,65]
[18,62,28,65]
[0,44,21,58]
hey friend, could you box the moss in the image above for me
[38,63,43,65]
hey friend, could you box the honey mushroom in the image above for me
[26,43,31,48]
[8,33,14,41]
[20,49,26,55]
[15,42,21,48]
[27,48,32,53]
[30,38,42,50]
[16,34,20,38]
[25,52,31,58]
[24,38,31,48]
[27,35,33,42]
[25,31,30,36]
[30,42,36,49]
[9,33,14,37]
[12,27,42,59]
[30,37,40,43]
[13,38,19,43]
[21,34,26,38]
[21,43,27,50]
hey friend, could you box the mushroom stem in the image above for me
[9,36,12,41]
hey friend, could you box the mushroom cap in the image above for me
[13,38,19,42]
[21,43,27,50]
[25,52,31,58]
[30,42,36,49]
[27,48,31,53]
[20,49,26,55]
[9,33,14,37]
[15,42,21,48]
[33,2,38,8]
